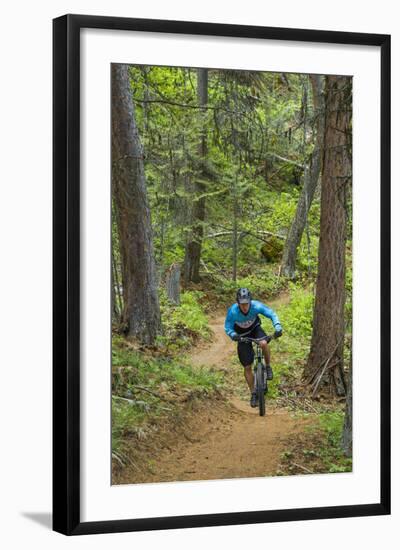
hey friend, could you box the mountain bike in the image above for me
[239,334,277,417]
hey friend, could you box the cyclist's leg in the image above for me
[237,341,255,392]
[243,364,254,392]
[260,339,271,366]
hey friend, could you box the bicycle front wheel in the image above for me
[256,363,266,416]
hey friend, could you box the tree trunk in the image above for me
[281,75,325,278]
[232,171,239,282]
[111,245,123,322]
[304,75,352,395]
[111,64,161,344]
[183,68,208,284]
[111,258,118,321]
[166,263,181,305]
[342,348,352,456]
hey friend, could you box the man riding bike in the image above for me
[224,288,283,408]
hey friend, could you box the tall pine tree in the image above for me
[304,75,352,395]
[111,64,161,344]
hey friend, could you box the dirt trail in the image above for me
[124,292,312,483]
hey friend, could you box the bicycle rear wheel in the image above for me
[256,363,266,416]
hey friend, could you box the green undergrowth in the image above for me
[312,411,352,473]
[112,335,224,465]
[277,411,352,476]
[260,283,314,398]
[210,264,287,305]
[266,284,352,475]
[279,282,314,339]
[156,289,212,352]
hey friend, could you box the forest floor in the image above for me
[113,293,342,485]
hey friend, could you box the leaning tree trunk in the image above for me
[183,68,208,284]
[111,243,123,323]
[111,64,161,344]
[281,75,325,278]
[111,259,118,321]
[304,75,352,395]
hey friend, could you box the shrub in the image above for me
[170,291,210,337]
[157,289,211,350]
[213,266,284,304]
[279,283,314,338]
[260,237,284,262]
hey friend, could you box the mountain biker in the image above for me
[224,288,283,408]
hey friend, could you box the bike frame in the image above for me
[239,334,276,415]
[254,341,264,365]
[252,340,267,394]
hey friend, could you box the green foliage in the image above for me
[171,291,210,335]
[121,66,351,294]
[278,411,352,476]
[279,283,314,338]
[112,398,147,460]
[112,335,142,367]
[267,360,295,398]
[212,265,284,304]
[259,283,314,400]
[262,191,298,233]
[311,411,352,473]
[317,411,345,448]
[122,67,345,300]
[125,66,319,280]
[112,339,223,393]
[157,289,211,351]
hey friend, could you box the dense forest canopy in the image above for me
[112,67,332,288]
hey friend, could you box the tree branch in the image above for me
[265,152,303,168]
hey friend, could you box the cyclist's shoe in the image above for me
[250,392,258,408]
[266,365,273,380]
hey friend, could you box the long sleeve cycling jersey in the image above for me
[224,300,282,340]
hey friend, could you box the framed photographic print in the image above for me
[53,14,391,535]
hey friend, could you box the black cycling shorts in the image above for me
[237,324,268,367]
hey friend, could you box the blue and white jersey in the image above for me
[224,300,282,340]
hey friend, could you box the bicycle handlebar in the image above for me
[240,334,275,344]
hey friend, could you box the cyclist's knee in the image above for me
[244,364,252,371]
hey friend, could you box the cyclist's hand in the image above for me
[274,329,283,339]
[232,333,241,342]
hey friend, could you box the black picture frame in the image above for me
[53,13,391,536]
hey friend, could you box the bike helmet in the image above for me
[236,287,252,304]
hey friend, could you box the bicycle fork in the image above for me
[253,345,268,394]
